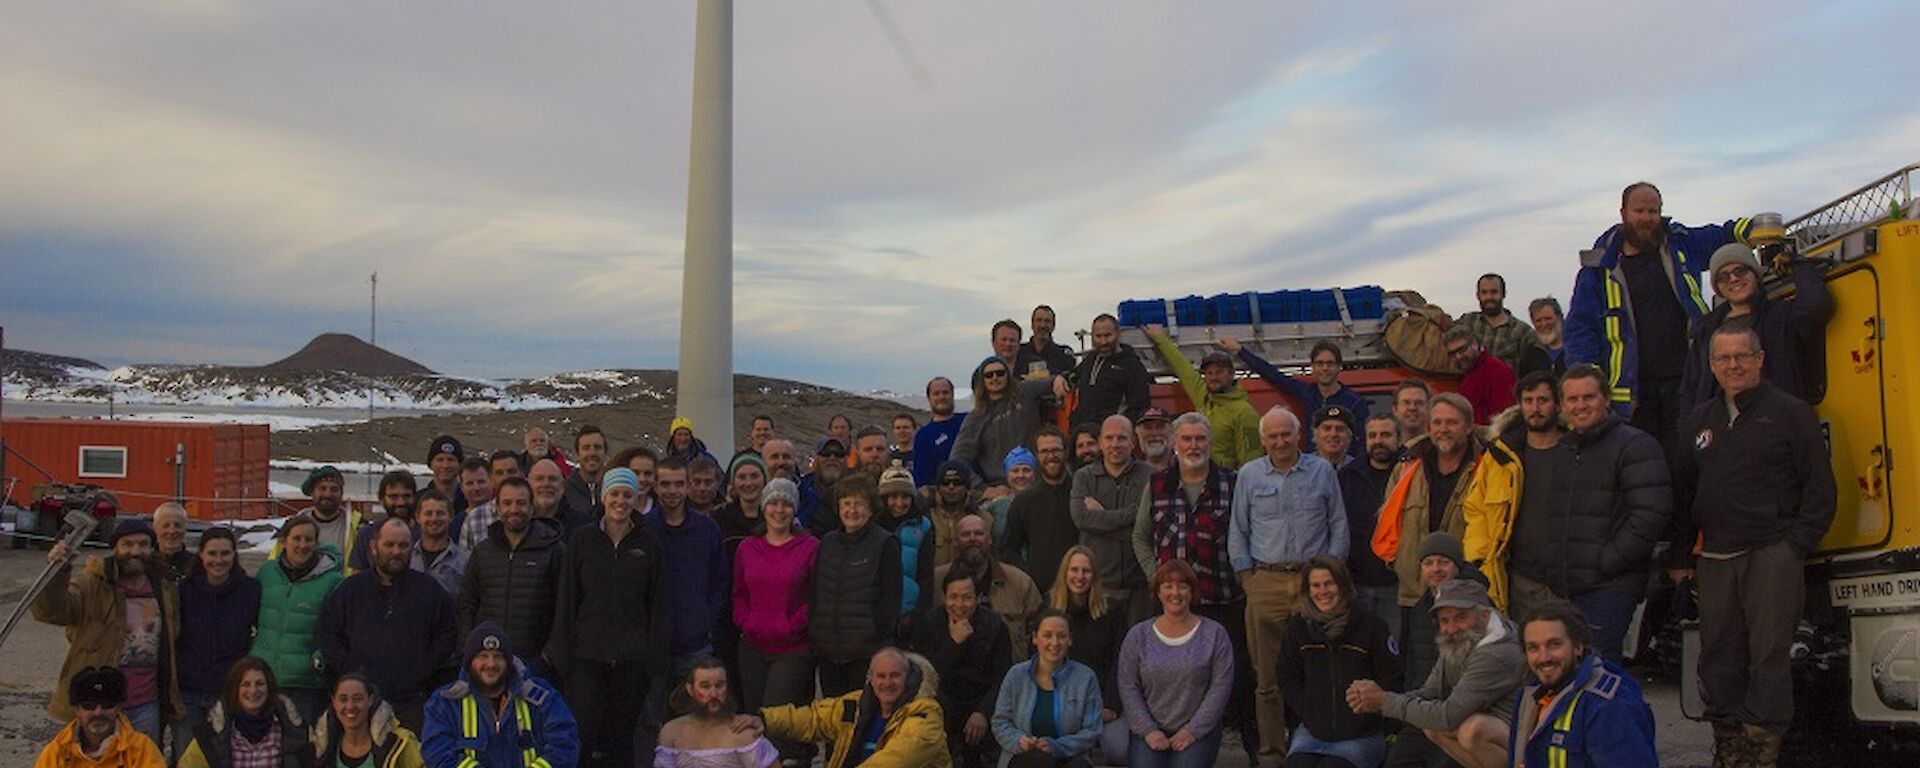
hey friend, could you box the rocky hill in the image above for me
[264,333,435,376]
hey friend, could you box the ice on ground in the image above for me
[120,411,340,432]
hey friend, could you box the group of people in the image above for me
[32,183,1836,768]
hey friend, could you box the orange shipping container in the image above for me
[1,418,272,521]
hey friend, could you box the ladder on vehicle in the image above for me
[1787,162,1919,262]
[1114,289,1397,377]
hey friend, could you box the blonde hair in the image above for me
[1048,545,1110,620]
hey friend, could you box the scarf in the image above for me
[1299,594,1352,641]
[279,553,319,582]
[232,708,275,744]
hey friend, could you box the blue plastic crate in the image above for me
[1212,292,1254,324]
[1172,295,1212,326]
[1343,285,1385,319]
[1117,299,1165,328]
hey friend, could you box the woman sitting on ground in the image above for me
[312,674,424,768]
[991,608,1105,768]
[1278,556,1402,768]
[175,656,311,768]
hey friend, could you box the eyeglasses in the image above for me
[818,450,847,459]
[1713,267,1755,285]
[1709,351,1761,366]
[981,369,1008,380]
[1446,345,1471,358]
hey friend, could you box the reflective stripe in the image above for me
[1676,249,1708,314]
[1601,277,1627,399]
[517,699,539,768]
[1546,690,1583,768]
[459,696,482,768]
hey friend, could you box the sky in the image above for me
[3,1,1917,394]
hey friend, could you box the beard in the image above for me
[115,554,147,577]
[693,695,730,721]
[1367,444,1397,465]
[1177,452,1210,472]
[1438,624,1489,670]
[1624,222,1665,252]
[1525,413,1559,433]
[1141,439,1170,460]
[1480,301,1501,316]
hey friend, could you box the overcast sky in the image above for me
[3,1,1916,393]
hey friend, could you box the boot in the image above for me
[1711,722,1748,768]
[1743,724,1783,768]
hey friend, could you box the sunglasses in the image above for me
[940,478,968,486]
[75,702,118,712]
[819,451,847,459]
[981,369,1008,379]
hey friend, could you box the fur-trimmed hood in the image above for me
[311,699,402,757]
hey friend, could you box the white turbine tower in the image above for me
[675,0,734,457]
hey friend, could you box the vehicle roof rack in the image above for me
[1787,162,1919,262]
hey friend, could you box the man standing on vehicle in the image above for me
[1059,314,1152,428]
[1673,325,1836,766]
[913,377,968,487]
[1144,324,1263,469]
[1224,336,1370,458]
[1017,304,1077,379]
[1443,326,1516,427]
[1455,273,1546,376]
[1565,181,1760,441]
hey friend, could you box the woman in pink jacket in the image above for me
[730,477,819,764]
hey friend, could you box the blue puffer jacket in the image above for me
[1509,652,1658,768]
[991,659,1104,767]
[893,512,934,619]
[422,629,578,768]
[1566,216,1753,414]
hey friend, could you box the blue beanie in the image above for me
[1003,446,1037,474]
[601,468,640,499]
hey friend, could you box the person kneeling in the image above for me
[36,667,166,768]
[992,609,1105,768]
[1280,557,1401,768]
[733,647,949,768]
[1510,601,1657,768]
[1346,579,1523,768]
[655,658,777,767]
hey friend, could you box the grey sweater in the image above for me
[1382,611,1526,729]
[1071,461,1154,590]
[1116,617,1235,738]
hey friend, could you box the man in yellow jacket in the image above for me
[1372,394,1485,607]
[1144,325,1263,469]
[1463,372,1566,616]
[35,667,166,768]
[738,648,950,768]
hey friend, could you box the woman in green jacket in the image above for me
[250,516,344,724]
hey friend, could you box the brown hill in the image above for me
[262,333,435,376]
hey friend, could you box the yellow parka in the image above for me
[762,653,951,768]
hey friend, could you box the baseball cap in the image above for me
[1139,406,1173,424]
[1430,578,1492,613]
[815,436,849,456]
[1312,405,1354,430]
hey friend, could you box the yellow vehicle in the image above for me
[1681,163,1920,756]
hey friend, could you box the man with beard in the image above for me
[913,376,969,487]
[1455,273,1549,376]
[350,470,420,572]
[926,461,987,569]
[1059,314,1151,427]
[1229,408,1347,766]
[422,622,578,768]
[1470,372,1567,619]
[456,457,497,551]
[1376,394,1484,611]
[646,458,729,709]
[1347,579,1523,768]
[317,518,458,730]
[529,458,590,538]
[761,438,800,481]
[298,465,366,570]
[412,489,469,597]
[1132,412,1264,762]
[37,520,181,749]
[741,648,950,767]
[36,667,166,767]
[1133,406,1174,473]
[458,477,566,683]
[1510,601,1658,768]
[1529,297,1568,377]
[1393,380,1432,444]
[1070,422,1101,471]
[562,424,609,521]
[657,659,778,764]
[666,415,721,469]
[799,437,849,535]
[1145,324,1263,469]
[1071,414,1155,623]
[1521,366,1669,663]
[516,427,573,477]
[150,503,194,584]
[1444,326,1517,427]
[935,515,1043,658]
[1567,181,1762,439]
[1226,338,1371,459]
[1002,428,1078,592]
[1016,304,1077,379]
[854,426,893,479]
[1341,413,1405,635]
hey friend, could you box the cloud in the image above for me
[2,2,1917,392]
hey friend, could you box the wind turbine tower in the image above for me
[676,0,734,456]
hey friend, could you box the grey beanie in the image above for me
[762,477,800,507]
[1708,243,1761,280]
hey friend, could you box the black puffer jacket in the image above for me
[1280,611,1401,743]
[549,521,670,676]
[456,517,566,658]
[810,523,903,664]
[1510,416,1669,598]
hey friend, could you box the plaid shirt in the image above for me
[1148,464,1239,606]
[228,723,282,768]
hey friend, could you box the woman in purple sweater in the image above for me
[730,477,819,763]
[1117,559,1234,768]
